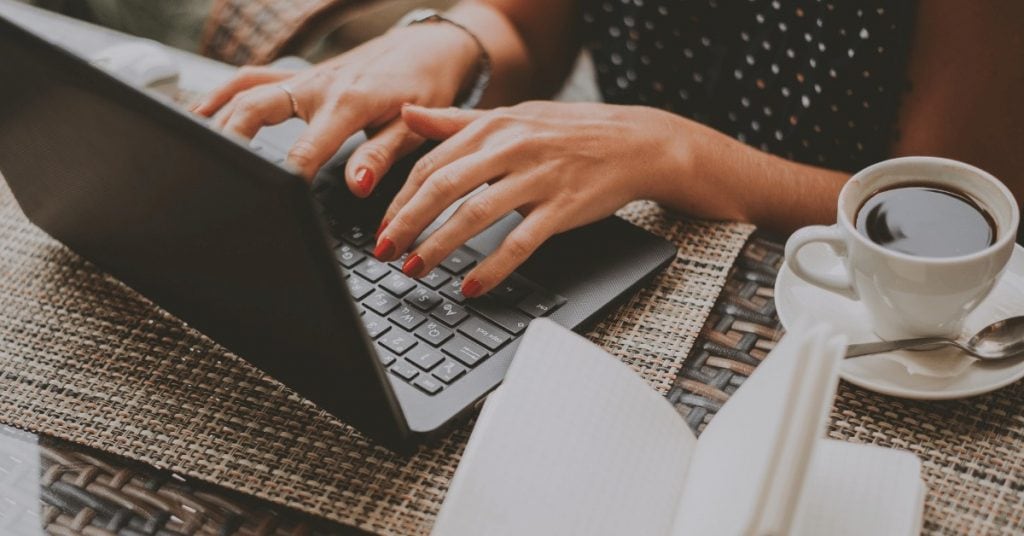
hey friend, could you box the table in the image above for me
[1,2,1023,535]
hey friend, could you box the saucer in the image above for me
[776,243,1024,400]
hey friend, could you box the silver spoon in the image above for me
[844,316,1024,360]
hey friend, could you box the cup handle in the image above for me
[784,225,859,300]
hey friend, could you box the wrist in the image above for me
[642,108,698,204]
[384,23,481,103]
[398,11,491,108]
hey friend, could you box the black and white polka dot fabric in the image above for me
[583,0,916,172]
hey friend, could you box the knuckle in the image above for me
[287,140,317,168]
[333,84,368,106]
[410,153,436,182]
[359,143,391,170]
[503,232,539,261]
[462,197,494,227]
[427,171,458,200]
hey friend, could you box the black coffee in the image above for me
[855,185,996,258]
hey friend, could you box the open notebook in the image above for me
[433,319,925,536]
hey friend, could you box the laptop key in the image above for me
[440,249,476,274]
[380,273,416,297]
[468,297,532,335]
[412,375,444,395]
[488,274,532,304]
[364,292,400,316]
[458,317,511,351]
[440,278,467,304]
[354,259,389,282]
[388,252,410,270]
[431,301,469,327]
[378,331,418,355]
[415,320,454,347]
[342,226,372,247]
[335,243,366,268]
[390,360,419,381]
[361,312,390,339]
[517,290,568,318]
[377,352,397,367]
[433,359,467,384]
[389,305,427,331]
[442,335,491,367]
[418,268,452,290]
[406,347,445,371]
[406,288,442,311]
[346,275,374,300]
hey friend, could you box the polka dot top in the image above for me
[582,0,916,172]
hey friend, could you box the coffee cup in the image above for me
[785,156,1020,340]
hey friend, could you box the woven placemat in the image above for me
[0,175,753,534]
[670,234,1024,535]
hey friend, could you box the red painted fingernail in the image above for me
[374,237,395,260]
[354,167,374,196]
[402,254,425,277]
[462,278,483,299]
[375,218,390,240]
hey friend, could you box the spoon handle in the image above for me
[844,337,956,359]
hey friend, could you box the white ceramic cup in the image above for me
[785,156,1020,340]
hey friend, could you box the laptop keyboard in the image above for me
[333,225,567,396]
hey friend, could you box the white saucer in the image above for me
[776,243,1024,400]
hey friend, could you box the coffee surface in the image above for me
[855,185,995,257]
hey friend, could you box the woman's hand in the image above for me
[374,101,697,297]
[191,23,481,194]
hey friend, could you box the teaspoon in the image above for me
[844,316,1024,361]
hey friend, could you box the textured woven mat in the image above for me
[0,175,753,534]
[671,235,1024,535]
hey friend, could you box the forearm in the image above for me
[446,0,581,106]
[648,113,849,233]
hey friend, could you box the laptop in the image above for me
[0,14,676,450]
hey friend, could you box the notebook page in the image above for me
[432,319,696,536]
[792,440,925,536]
[669,324,838,535]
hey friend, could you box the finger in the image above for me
[461,211,555,298]
[192,66,291,116]
[399,177,533,278]
[401,104,486,140]
[374,152,508,261]
[219,85,295,139]
[287,102,376,180]
[377,118,494,234]
[343,120,424,198]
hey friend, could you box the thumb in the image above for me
[401,104,485,140]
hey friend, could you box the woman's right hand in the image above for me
[191,22,481,196]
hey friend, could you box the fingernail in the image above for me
[402,254,425,277]
[462,278,483,299]
[375,218,390,240]
[354,167,375,196]
[374,237,396,260]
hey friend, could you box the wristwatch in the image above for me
[397,9,492,110]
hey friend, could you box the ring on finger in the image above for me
[278,84,301,118]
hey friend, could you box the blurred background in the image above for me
[17,0,458,61]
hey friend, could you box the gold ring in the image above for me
[278,84,300,118]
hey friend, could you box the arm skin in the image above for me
[455,0,1022,234]
[374,1,1024,295]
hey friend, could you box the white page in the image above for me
[793,440,925,536]
[670,324,843,535]
[433,319,696,536]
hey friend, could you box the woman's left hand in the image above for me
[373,101,695,298]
